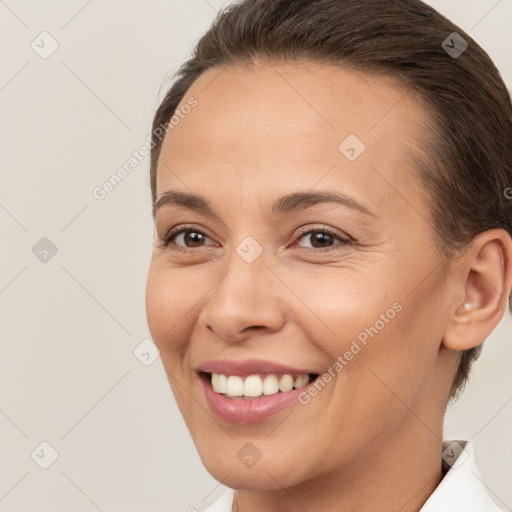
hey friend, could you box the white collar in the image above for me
[420,440,504,511]
[205,440,504,512]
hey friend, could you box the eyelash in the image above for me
[159,225,352,253]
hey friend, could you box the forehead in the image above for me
[156,61,430,219]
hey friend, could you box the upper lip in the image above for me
[195,359,318,376]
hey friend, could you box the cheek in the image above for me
[145,264,199,415]
[290,266,437,398]
[145,264,192,354]
[282,265,397,354]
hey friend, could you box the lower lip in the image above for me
[200,374,308,425]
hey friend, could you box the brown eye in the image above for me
[161,227,214,249]
[295,228,351,251]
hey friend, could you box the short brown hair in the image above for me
[149,0,512,400]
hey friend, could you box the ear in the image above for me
[443,229,512,351]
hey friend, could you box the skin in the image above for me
[145,60,512,512]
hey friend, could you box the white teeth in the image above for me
[244,375,263,397]
[278,374,294,392]
[217,374,227,393]
[210,372,311,397]
[262,375,279,395]
[294,375,309,388]
[226,375,244,397]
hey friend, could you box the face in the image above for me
[146,61,459,490]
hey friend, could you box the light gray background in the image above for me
[0,1,510,511]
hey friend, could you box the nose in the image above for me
[198,250,286,343]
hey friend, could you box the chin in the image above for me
[193,437,315,491]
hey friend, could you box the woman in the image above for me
[145,0,512,510]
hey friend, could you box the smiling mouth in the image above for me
[201,372,320,399]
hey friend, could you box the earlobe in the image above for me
[443,229,512,351]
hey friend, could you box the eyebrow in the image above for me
[153,189,376,219]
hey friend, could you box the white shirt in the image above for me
[204,440,504,512]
